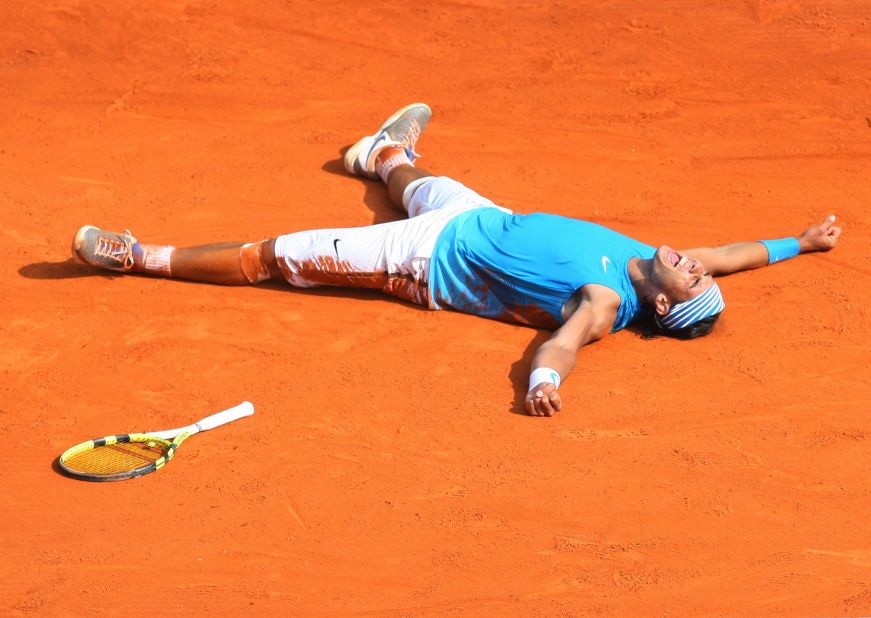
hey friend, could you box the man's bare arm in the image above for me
[681,215,842,277]
[525,285,618,417]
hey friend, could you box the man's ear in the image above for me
[654,292,670,316]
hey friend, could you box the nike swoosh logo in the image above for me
[366,133,389,162]
[601,256,612,273]
[333,238,341,258]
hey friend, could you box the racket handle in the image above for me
[196,401,255,432]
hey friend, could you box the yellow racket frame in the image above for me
[59,432,191,481]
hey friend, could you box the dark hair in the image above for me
[634,308,722,340]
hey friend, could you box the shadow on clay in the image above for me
[19,258,430,313]
[19,260,121,280]
[251,278,430,310]
[508,330,553,417]
[321,148,406,225]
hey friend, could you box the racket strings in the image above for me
[64,440,169,474]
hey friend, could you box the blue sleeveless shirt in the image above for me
[428,209,655,330]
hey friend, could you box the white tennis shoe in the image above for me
[344,103,432,179]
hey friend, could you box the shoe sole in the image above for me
[344,103,432,178]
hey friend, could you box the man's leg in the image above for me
[384,162,433,214]
[72,218,436,306]
[343,103,439,216]
[172,240,283,284]
[71,226,282,285]
[344,104,505,221]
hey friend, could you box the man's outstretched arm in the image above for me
[525,285,619,417]
[681,215,842,277]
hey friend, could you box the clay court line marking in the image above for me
[57,176,114,186]
[779,399,871,411]
[702,151,871,163]
[804,256,871,277]
[553,428,648,441]
[283,499,306,528]
[806,549,871,567]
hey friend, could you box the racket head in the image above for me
[59,432,190,482]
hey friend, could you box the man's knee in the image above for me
[402,176,435,210]
[240,239,282,283]
[387,167,434,212]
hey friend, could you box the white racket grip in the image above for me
[149,401,254,439]
[196,401,254,432]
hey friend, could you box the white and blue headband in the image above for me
[658,281,726,331]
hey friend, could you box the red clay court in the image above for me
[2,1,869,614]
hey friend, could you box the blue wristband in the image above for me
[759,237,800,264]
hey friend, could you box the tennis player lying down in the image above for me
[72,104,842,417]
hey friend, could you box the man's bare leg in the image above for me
[72,226,282,285]
[170,240,282,284]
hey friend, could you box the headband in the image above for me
[659,281,725,331]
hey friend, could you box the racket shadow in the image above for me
[51,455,75,479]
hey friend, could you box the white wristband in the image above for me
[529,367,561,392]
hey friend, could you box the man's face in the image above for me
[650,245,714,304]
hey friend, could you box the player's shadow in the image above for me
[252,279,430,311]
[19,260,122,280]
[18,259,429,311]
[507,330,553,417]
[321,148,405,224]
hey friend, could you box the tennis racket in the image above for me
[58,401,254,481]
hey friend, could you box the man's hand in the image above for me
[525,382,562,417]
[798,215,842,253]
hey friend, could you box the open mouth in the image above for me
[667,250,688,268]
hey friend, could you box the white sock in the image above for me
[375,148,412,183]
[134,244,174,276]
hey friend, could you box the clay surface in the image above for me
[2,1,869,614]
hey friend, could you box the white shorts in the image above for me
[273,177,509,306]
